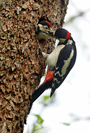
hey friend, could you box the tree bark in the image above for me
[0,0,69,132]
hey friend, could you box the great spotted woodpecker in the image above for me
[35,20,53,40]
[31,22,77,104]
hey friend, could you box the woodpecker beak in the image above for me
[48,30,54,37]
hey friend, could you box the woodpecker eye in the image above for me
[45,27,48,29]
[44,26,48,29]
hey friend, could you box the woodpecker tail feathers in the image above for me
[30,80,52,104]
[50,88,55,97]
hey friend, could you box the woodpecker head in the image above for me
[49,28,71,43]
[35,20,53,40]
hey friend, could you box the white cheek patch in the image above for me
[67,39,73,45]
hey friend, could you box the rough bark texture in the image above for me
[0,0,69,132]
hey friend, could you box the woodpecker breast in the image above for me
[46,45,65,71]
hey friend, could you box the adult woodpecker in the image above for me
[31,24,77,104]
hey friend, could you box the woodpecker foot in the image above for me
[42,52,48,59]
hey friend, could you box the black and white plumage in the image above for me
[50,36,76,96]
[31,25,77,104]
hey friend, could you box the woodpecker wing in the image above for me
[50,40,76,97]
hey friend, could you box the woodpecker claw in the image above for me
[42,52,48,59]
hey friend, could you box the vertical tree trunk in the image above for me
[0,0,69,132]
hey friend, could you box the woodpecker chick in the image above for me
[31,28,77,104]
[35,20,53,40]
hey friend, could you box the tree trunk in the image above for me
[0,0,69,132]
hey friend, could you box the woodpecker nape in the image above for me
[31,24,77,104]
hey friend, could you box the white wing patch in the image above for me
[54,49,74,78]
[61,49,74,77]
[52,49,74,88]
